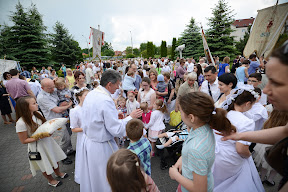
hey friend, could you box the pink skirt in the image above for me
[148,129,162,142]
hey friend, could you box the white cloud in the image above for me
[1,0,286,51]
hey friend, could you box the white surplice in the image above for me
[79,86,132,192]
[213,111,265,192]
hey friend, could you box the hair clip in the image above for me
[212,107,216,115]
[135,161,139,167]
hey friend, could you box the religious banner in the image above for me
[91,27,104,59]
[243,2,288,59]
[201,26,215,66]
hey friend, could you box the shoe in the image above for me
[48,180,62,187]
[56,173,69,179]
[264,180,275,186]
[66,150,76,156]
[160,161,169,170]
[62,158,72,165]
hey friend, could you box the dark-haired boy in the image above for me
[126,119,152,176]
[247,73,267,105]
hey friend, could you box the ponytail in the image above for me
[179,92,235,135]
[210,108,236,134]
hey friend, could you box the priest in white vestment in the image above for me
[79,70,142,192]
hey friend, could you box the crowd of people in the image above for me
[0,41,287,192]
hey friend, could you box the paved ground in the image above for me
[0,110,281,192]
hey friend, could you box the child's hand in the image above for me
[169,166,180,180]
[65,94,71,98]
[59,102,68,107]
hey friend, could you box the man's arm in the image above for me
[51,102,72,113]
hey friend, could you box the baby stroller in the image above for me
[156,121,187,170]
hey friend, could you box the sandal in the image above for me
[264,180,275,186]
[48,180,62,187]
[56,173,69,179]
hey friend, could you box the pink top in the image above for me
[5,78,31,99]
[142,111,152,124]
[143,172,160,192]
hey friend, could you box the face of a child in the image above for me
[247,77,261,88]
[28,98,38,113]
[127,93,135,102]
[58,84,65,90]
[94,74,99,79]
[153,102,160,110]
[119,100,126,108]
[194,66,197,72]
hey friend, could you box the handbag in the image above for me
[28,141,41,161]
[265,137,288,176]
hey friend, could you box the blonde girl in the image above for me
[146,99,167,156]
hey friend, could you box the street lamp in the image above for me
[82,35,90,58]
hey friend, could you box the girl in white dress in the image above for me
[70,88,89,184]
[213,87,265,192]
[126,91,140,115]
[15,96,67,187]
[146,99,166,156]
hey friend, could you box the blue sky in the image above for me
[0,0,286,51]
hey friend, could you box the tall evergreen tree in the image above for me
[160,41,167,57]
[147,41,154,58]
[171,37,177,61]
[50,21,82,67]
[178,18,203,59]
[206,0,236,60]
[1,2,49,67]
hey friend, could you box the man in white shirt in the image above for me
[85,63,94,85]
[186,58,194,73]
[161,62,171,73]
[200,66,221,102]
[93,62,101,74]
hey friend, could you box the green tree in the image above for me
[141,50,148,58]
[160,41,167,57]
[125,46,133,55]
[206,0,236,59]
[0,3,49,68]
[147,42,154,58]
[171,37,177,60]
[178,17,203,59]
[133,48,140,57]
[102,41,114,56]
[50,21,82,67]
[140,43,147,52]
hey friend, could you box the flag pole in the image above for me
[201,24,215,66]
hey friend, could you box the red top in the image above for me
[142,110,152,124]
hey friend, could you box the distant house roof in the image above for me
[232,17,255,28]
[82,53,88,56]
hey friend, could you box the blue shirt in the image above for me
[128,137,152,176]
[248,60,260,75]
[218,63,229,77]
[20,71,31,78]
[236,66,246,82]
[181,124,215,192]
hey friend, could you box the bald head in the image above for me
[41,78,55,93]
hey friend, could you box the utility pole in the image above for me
[130,31,133,55]
[82,35,90,58]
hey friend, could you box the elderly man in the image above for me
[79,70,142,192]
[85,63,94,85]
[200,66,221,102]
[176,72,199,111]
[37,78,74,165]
